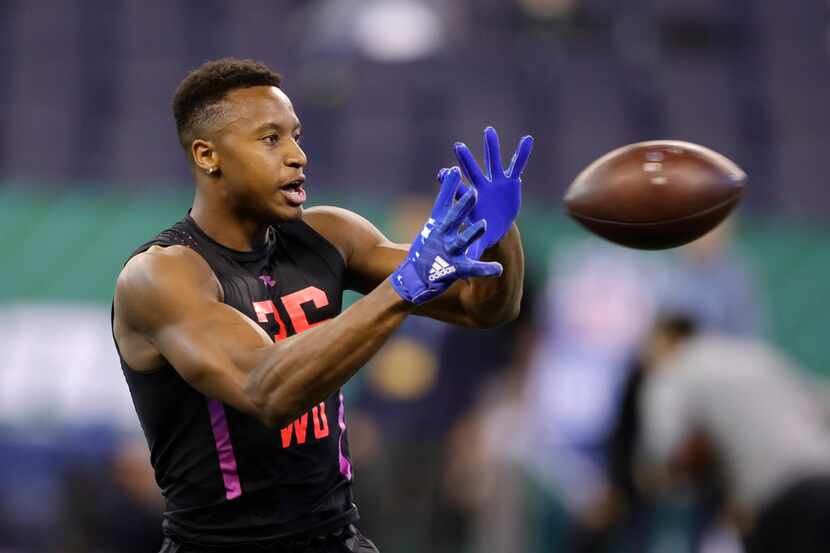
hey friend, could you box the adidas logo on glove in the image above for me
[390,165,504,305]
[428,256,456,281]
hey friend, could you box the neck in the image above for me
[191,193,270,252]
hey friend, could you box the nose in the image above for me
[285,140,307,169]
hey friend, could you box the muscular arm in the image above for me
[113,245,413,428]
[304,206,524,328]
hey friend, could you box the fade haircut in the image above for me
[172,58,282,155]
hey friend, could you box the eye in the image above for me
[262,134,279,145]
[293,133,302,144]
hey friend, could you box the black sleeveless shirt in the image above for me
[114,214,357,546]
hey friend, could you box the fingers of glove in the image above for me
[432,167,461,216]
[452,170,470,202]
[442,165,469,201]
[484,126,503,178]
[448,219,487,255]
[454,177,470,201]
[459,259,503,278]
[506,135,534,180]
[454,142,486,186]
[465,240,485,261]
[439,185,477,234]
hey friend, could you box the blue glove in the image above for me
[420,166,469,246]
[391,168,503,305]
[453,127,534,260]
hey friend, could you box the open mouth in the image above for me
[280,178,307,206]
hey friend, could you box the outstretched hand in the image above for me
[390,168,503,305]
[453,127,533,260]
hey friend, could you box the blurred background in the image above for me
[1,0,830,552]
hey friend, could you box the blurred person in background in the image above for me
[595,221,769,553]
[518,240,663,552]
[639,314,830,553]
[111,57,532,553]
[656,220,767,339]
[521,219,768,553]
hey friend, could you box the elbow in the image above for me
[503,300,522,325]
[244,373,295,430]
[252,396,295,430]
[260,412,291,431]
[471,301,521,329]
[472,290,523,328]
[468,277,524,328]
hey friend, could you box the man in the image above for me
[639,315,830,553]
[111,57,533,553]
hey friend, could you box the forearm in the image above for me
[245,280,413,427]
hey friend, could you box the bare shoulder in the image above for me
[302,206,389,263]
[115,245,221,331]
[302,205,380,236]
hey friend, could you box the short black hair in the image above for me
[172,57,282,153]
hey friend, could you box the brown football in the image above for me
[564,141,746,250]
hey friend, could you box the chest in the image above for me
[216,251,344,342]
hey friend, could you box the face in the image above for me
[206,86,308,223]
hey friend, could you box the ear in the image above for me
[192,139,220,176]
